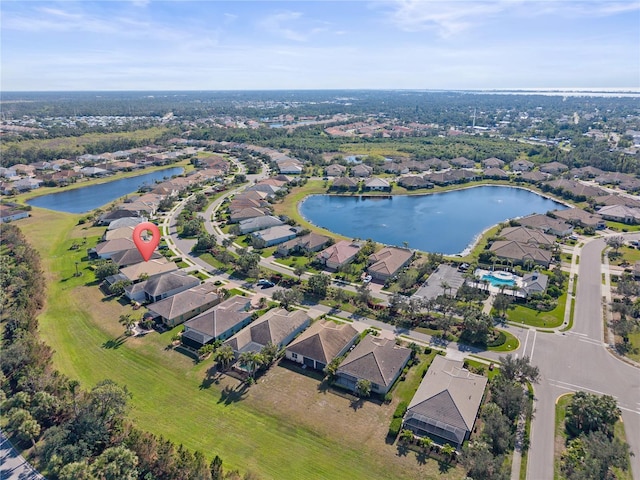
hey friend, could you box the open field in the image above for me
[18,208,465,480]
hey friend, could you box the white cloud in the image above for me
[258,11,308,42]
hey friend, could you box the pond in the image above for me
[27,167,184,213]
[299,185,568,255]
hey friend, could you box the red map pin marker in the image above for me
[133,222,161,262]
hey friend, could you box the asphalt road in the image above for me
[0,431,44,480]
[526,238,640,480]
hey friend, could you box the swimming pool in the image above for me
[481,273,516,287]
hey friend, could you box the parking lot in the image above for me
[412,264,466,300]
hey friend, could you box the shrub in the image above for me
[424,347,432,354]
[393,401,408,418]
[388,418,403,439]
[486,331,507,348]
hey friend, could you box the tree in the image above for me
[606,235,624,255]
[399,429,414,442]
[293,264,305,281]
[260,342,282,366]
[493,293,513,317]
[91,445,139,480]
[561,431,631,480]
[238,351,264,380]
[272,288,303,309]
[307,273,330,298]
[441,443,456,460]
[499,354,540,384]
[323,357,341,381]
[461,311,494,345]
[58,461,96,480]
[355,378,371,398]
[481,402,512,455]
[88,379,131,428]
[355,284,371,306]
[95,261,119,281]
[210,455,224,480]
[462,441,509,480]
[109,279,131,296]
[193,233,216,252]
[566,391,621,438]
[119,314,136,335]
[7,408,41,452]
[236,252,260,275]
[215,345,235,370]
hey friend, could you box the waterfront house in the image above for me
[367,247,413,281]
[277,233,331,256]
[317,240,362,269]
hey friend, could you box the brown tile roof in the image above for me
[184,295,252,339]
[368,247,413,278]
[148,283,220,322]
[287,320,358,364]
[489,240,552,265]
[499,226,556,246]
[337,335,411,388]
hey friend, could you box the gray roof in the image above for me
[287,320,358,364]
[148,283,220,321]
[183,295,252,342]
[138,270,200,297]
[225,308,310,354]
[406,355,487,435]
[239,215,284,233]
[499,226,556,246]
[110,248,162,267]
[337,335,411,388]
[522,271,549,295]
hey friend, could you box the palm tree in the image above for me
[441,443,456,461]
[440,281,451,298]
[118,314,136,335]
[215,345,235,371]
[238,351,264,380]
[419,436,433,450]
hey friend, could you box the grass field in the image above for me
[18,208,464,480]
[506,292,567,328]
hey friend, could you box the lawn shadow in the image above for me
[217,383,248,405]
[396,442,409,457]
[350,397,365,411]
[102,335,128,349]
[385,434,397,445]
[438,460,454,473]
[415,449,428,465]
[200,366,221,390]
[316,379,330,394]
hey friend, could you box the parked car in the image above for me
[363,275,372,283]
[257,278,275,288]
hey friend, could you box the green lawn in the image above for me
[19,208,436,480]
[507,292,567,328]
[391,352,437,404]
[627,330,640,363]
[487,330,520,352]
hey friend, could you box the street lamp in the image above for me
[74,261,81,277]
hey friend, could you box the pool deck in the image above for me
[474,268,523,292]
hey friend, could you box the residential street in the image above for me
[161,170,640,480]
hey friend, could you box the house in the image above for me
[277,233,331,256]
[521,271,549,297]
[92,238,136,259]
[119,258,179,283]
[540,161,569,174]
[96,209,141,226]
[402,355,487,449]
[351,164,373,177]
[449,157,475,168]
[239,215,284,234]
[181,296,253,349]
[325,164,347,177]
[147,283,221,328]
[499,226,556,247]
[597,205,640,224]
[285,320,359,371]
[367,247,413,281]
[482,157,505,168]
[489,240,552,267]
[570,166,604,179]
[330,177,359,191]
[551,208,605,229]
[545,179,606,199]
[0,205,29,223]
[517,214,574,237]
[511,159,534,172]
[251,225,300,247]
[107,216,145,230]
[110,248,163,267]
[519,171,549,183]
[12,178,42,191]
[124,270,200,303]
[278,161,304,175]
[594,194,640,209]
[317,240,362,269]
[363,178,391,192]
[224,308,311,355]
[229,207,268,223]
[483,168,509,179]
[398,176,433,190]
[334,335,411,395]
[80,166,109,177]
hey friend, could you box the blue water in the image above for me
[482,274,516,287]
[27,167,184,213]
[299,185,567,255]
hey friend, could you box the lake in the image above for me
[27,167,184,213]
[299,185,568,255]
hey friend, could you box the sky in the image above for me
[1,0,639,91]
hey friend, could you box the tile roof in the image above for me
[368,247,413,277]
[148,283,220,321]
[183,295,252,342]
[287,320,358,364]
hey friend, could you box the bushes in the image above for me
[393,401,408,419]
[388,418,403,439]
[486,331,506,348]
